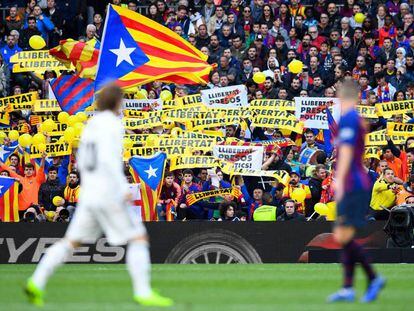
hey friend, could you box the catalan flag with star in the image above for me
[129,153,167,221]
[0,177,19,222]
[95,4,213,91]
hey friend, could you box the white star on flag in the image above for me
[144,165,158,179]
[0,185,3,194]
[109,38,136,67]
[0,147,8,161]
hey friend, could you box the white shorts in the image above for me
[66,202,146,245]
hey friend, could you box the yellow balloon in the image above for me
[123,138,134,150]
[8,130,19,142]
[253,72,266,84]
[63,127,76,143]
[326,202,337,221]
[163,119,174,130]
[45,211,56,222]
[145,134,158,147]
[42,119,56,132]
[29,35,46,50]
[74,122,84,137]
[135,89,147,99]
[72,139,80,148]
[18,133,32,147]
[75,111,88,122]
[38,143,47,152]
[139,88,148,98]
[160,90,173,101]
[354,12,366,24]
[58,111,70,124]
[314,203,328,216]
[32,133,46,145]
[288,59,304,74]
[291,188,306,202]
[53,196,64,206]
[0,132,7,144]
[67,115,78,127]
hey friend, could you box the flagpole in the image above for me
[94,4,112,93]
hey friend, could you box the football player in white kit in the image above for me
[25,84,173,307]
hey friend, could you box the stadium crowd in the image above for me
[0,0,414,223]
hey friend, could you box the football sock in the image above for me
[126,240,151,297]
[31,239,73,290]
[342,241,356,288]
[347,240,376,282]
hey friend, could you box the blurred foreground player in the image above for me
[25,84,173,307]
[328,80,385,303]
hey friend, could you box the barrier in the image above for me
[0,222,389,264]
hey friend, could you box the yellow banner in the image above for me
[176,94,203,106]
[220,165,290,186]
[375,100,414,117]
[212,108,251,118]
[249,99,295,111]
[177,130,224,140]
[0,92,38,112]
[356,105,378,119]
[10,50,54,62]
[251,115,303,133]
[12,60,67,73]
[186,187,242,205]
[364,146,381,160]
[125,146,188,159]
[156,138,217,152]
[170,156,218,171]
[387,122,414,136]
[30,142,72,159]
[0,112,10,125]
[162,100,177,109]
[365,129,407,146]
[123,116,163,129]
[33,100,62,113]
[189,117,240,130]
[162,109,223,122]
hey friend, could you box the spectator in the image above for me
[0,54,10,97]
[5,6,23,34]
[217,201,240,221]
[0,155,46,216]
[207,5,227,36]
[370,167,399,220]
[306,164,327,216]
[38,166,65,211]
[19,16,42,50]
[26,5,55,42]
[1,34,22,67]
[276,199,306,221]
[63,170,80,217]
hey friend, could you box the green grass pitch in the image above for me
[1,264,413,311]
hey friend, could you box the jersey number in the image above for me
[84,142,97,171]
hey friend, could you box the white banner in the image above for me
[122,98,162,110]
[201,85,248,108]
[213,145,264,170]
[294,97,341,129]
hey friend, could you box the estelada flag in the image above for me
[95,4,213,91]
[0,177,19,222]
[129,153,167,221]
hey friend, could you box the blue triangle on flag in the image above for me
[129,153,166,191]
[0,177,15,196]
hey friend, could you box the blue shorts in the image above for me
[336,190,370,228]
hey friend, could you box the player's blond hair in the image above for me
[96,84,123,112]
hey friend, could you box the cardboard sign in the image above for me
[201,85,248,108]
[213,145,264,170]
[294,97,340,129]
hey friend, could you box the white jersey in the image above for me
[77,111,128,206]
[66,111,145,245]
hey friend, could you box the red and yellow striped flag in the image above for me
[95,5,213,91]
[49,39,99,79]
[0,177,19,222]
